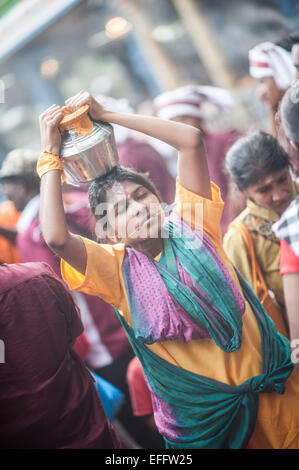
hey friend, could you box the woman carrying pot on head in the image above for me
[38,91,299,449]
[223,131,299,337]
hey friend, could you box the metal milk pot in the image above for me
[59,105,119,184]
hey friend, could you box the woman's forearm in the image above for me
[66,91,211,199]
[101,110,211,198]
[39,169,87,274]
[38,104,87,274]
[98,110,202,152]
[40,170,69,249]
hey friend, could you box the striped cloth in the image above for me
[273,195,299,257]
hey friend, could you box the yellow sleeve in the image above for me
[223,227,254,287]
[61,236,127,310]
[173,179,224,245]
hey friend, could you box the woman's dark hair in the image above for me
[88,165,161,218]
[225,131,291,191]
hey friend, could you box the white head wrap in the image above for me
[248,41,296,90]
[153,85,234,120]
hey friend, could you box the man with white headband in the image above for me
[249,41,296,136]
[153,85,240,234]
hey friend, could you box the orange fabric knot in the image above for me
[37,151,66,182]
[59,105,93,136]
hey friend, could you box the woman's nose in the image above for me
[128,200,143,217]
[272,186,283,202]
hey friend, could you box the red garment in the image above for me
[280,238,299,275]
[117,138,175,205]
[126,356,153,416]
[204,130,241,234]
[17,192,130,365]
[0,262,120,449]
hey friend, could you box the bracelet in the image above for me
[37,151,66,182]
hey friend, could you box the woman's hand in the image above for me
[39,105,64,155]
[65,90,106,122]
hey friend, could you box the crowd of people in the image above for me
[1,31,299,449]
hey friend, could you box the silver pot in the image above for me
[59,108,119,184]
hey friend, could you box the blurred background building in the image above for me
[0,0,298,163]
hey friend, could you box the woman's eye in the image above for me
[137,192,147,199]
[258,187,270,194]
[278,176,287,184]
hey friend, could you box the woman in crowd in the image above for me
[223,130,298,335]
[38,90,299,449]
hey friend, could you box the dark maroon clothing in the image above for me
[204,130,241,234]
[16,192,130,364]
[117,138,175,205]
[0,262,120,449]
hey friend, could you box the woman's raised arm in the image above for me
[39,105,87,275]
[66,91,212,200]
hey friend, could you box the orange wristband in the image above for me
[37,151,66,182]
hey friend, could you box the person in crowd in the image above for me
[36,90,299,449]
[153,85,240,234]
[0,147,155,448]
[248,40,295,137]
[223,131,298,335]
[0,260,120,449]
[96,95,175,205]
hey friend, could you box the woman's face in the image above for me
[95,180,164,244]
[256,77,283,110]
[243,167,293,215]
